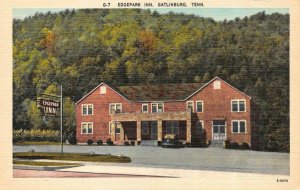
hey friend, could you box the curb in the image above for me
[13,164,81,171]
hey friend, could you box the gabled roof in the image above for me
[75,82,131,105]
[76,77,251,104]
[115,83,205,102]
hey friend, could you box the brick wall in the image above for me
[76,79,252,145]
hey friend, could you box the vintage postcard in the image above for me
[0,0,300,189]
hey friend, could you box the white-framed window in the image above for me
[151,102,164,113]
[141,121,149,134]
[232,120,246,134]
[186,101,194,112]
[196,101,203,112]
[81,122,93,134]
[166,121,179,134]
[100,86,106,94]
[214,80,221,89]
[109,103,122,114]
[231,99,246,112]
[109,122,121,134]
[196,120,204,134]
[142,104,148,113]
[82,104,93,115]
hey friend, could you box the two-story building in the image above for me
[76,77,255,147]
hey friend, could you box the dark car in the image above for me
[162,134,183,148]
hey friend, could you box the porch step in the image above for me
[210,140,224,147]
[140,140,158,146]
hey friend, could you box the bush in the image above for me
[13,129,60,143]
[157,141,162,146]
[68,136,77,145]
[240,142,250,150]
[230,142,240,149]
[96,140,103,145]
[87,139,93,145]
[106,138,114,145]
[185,142,191,147]
[130,141,135,146]
[224,140,231,149]
[124,141,130,146]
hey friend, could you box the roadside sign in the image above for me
[37,97,60,116]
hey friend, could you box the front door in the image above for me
[150,121,158,140]
[212,120,226,140]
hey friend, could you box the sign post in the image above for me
[60,84,63,156]
[37,84,63,156]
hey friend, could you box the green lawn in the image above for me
[14,141,63,145]
[13,160,81,167]
[13,152,131,163]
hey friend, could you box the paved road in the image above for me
[13,145,289,175]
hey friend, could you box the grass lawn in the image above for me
[14,141,63,145]
[13,160,81,167]
[13,152,131,163]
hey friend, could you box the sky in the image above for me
[13,8,289,21]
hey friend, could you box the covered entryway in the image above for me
[150,121,158,140]
[212,120,226,140]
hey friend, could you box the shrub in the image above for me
[68,137,77,145]
[96,140,103,145]
[87,139,93,145]
[124,141,130,146]
[224,140,231,149]
[157,141,162,146]
[240,142,250,150]
[230,142,240,149]
[130,141,135,146]
[185,142,191,147]
[13,129,60,143]
[106,138,114,145]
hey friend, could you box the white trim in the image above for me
[231,99,246,112]
[151,102,164,113]
[196,101,204,112]
[109,103,122,115]
[76,77,251,104]
[186,101,194,112]
[100,86,106,94]
[82,104,93,115]
[76,83,131,105]
[109,122,121,134]
[142,104,149,113]
[109,122,112,134]
[185,77,251,101]
[211,120,227,140]
[231,120,247,134]
[213,80,221,89]
[81,122,93,134]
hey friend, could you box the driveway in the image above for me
[13,145,289,175]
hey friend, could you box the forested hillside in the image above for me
[13,9,289,152]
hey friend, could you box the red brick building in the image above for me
[76,77,254,147]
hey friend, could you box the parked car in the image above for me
[162,134,183,148]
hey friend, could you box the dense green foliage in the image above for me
[13,129,60,143]
[13,9,289,152]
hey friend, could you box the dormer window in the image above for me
[100,86,106,94]
[213,80,221,89]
